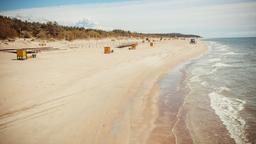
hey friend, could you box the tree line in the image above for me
[0,15,200,40]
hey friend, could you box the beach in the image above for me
[0,38,207,144]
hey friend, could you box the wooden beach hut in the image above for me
[17,49,27,60]
[104,47,113,54]
[129,43,137,50]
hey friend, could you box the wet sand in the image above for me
[146,62,193,144]
[0,38,207,144]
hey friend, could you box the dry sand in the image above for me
[0,38,207,144]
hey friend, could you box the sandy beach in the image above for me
[0,38,207,144]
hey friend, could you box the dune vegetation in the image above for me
[0,15,200,40]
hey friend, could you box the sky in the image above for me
[0,0,256,38]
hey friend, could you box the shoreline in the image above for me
[0,38,207,144]
[145,44,208,144]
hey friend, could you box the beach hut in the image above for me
[129,44,137,50]
[17,49,27,60]
[104,47,113,54]
[190,39,196,44]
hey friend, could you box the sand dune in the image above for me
[0,38,207,144]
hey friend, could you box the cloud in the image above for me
[1,0,256,37]
[74,18,98,28]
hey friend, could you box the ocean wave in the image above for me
[208,92,249,144]
[216,45,229,51]
[200,81,208,87]
[191,68,205,75]
[212,63,231,67]
[208,58,221,63]
[208,67,218,74]
[207,42,225,51]
[190,75,201,82]
[207,42,218,48]
[223,52,239,55]
[218,86,231,93]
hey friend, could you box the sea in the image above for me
[157,37,256,144]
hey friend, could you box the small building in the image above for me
[104,47,113,54]
[190,39,196,44]
[129,44,137,50]
[17,49,27,60]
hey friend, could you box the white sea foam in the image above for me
[208,67,218,74]
[190,75,201,82]
[208,58,221,63]
[224,52,238,55]
[207,42,223,52]
[216,45,229,51]
[209,92,249,144]
[207,42,218,48]
[191,67,205,76]
[200,81,208,87]
[212,63,231,68]
[218,86,231,93]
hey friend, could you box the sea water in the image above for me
[174,37,256,144]
[158,37,256,144]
